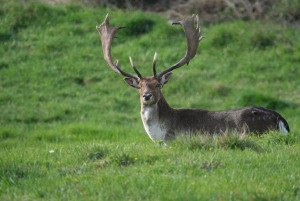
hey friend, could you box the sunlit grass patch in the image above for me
[172,130,299,153]
[258,130,299,146]
[172,132,263,152]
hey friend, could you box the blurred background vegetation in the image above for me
[39,0,300,24]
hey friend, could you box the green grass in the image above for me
[0,1,300,200]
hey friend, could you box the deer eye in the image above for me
[156,84,160,88]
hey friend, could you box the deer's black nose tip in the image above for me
[143,93,152,101]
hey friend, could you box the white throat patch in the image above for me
[141,104,167,142]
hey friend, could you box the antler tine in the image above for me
[129,56,143,79]
[114,60,141,78]
[156,15,204,79]
[96,14,141,80]
[152,52,157,77]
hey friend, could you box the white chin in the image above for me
[143,100,155,105]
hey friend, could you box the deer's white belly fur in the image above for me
[141,104,167,142]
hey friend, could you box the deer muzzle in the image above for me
[143,92,153,102]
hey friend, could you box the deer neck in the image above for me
[140,94,173,142]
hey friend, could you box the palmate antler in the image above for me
[96,14,143,80]
[154,14,204,78]
[96,14,203,80]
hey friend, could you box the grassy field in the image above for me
[0,1,300,200]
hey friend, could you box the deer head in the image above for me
[96,14,204,106]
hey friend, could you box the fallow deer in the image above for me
[96,14,289,142]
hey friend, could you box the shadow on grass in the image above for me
[236,90,297,110]
[0,161,41,186]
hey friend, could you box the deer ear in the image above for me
[124,78,140,89]
[160,72,172,86]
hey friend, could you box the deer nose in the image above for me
[143,93,153,101]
